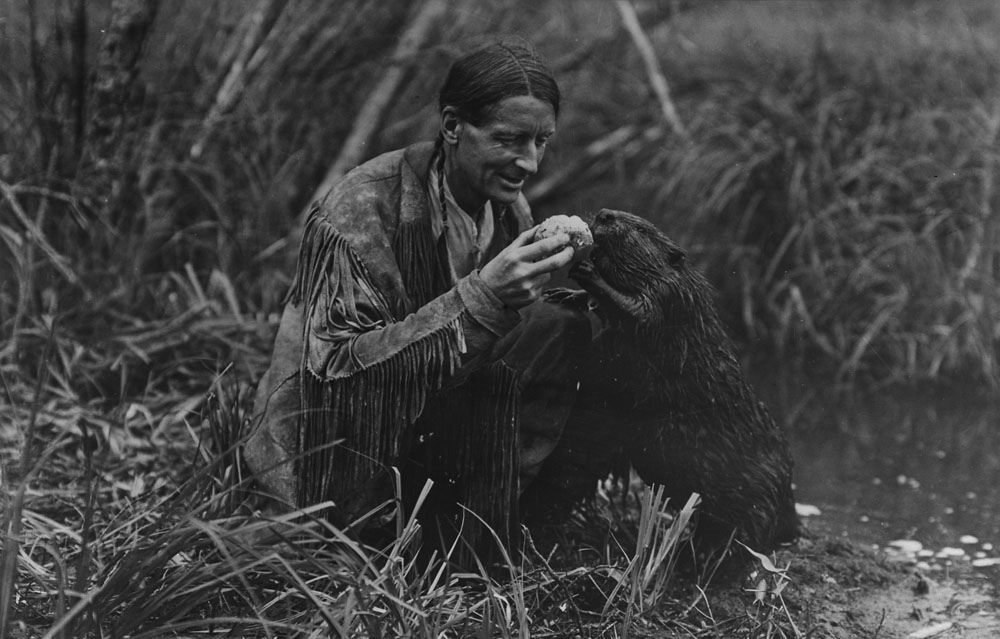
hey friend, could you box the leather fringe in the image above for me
[393,217,453,309]
[411,362,520,567]
[289,208,522,569]
[290,212,465,509]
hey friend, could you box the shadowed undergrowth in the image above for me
[2,363,801,638]
[648,51,1000,386]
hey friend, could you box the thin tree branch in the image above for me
[307,0,448,210]
[549,2,671,74]
[614,0,688,140]
[190,0,285,159]
[525,125,664,206]
[26,0,52,172]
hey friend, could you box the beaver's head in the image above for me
[570,207,722,345]
[587,209,687,296]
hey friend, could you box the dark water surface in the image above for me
[754,370,1000,575]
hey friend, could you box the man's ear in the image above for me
[441,107,462,145]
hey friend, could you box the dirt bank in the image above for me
[715,536,1000,639]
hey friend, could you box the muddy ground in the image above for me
[701,536,1000,639]
[533,531,1000,638]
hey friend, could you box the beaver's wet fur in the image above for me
[522,209,799,554]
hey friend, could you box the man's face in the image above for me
[443,95,557,213]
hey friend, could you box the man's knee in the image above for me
[501,299,592,384]
[520,297,592,335]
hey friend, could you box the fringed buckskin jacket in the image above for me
[246,141,533,547]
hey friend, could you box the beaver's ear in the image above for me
[668,246,686,268]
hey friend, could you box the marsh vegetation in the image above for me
[2,0,998,636]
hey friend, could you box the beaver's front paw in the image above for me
[569,259,597,281]
[570,260,613,296]
[542,287,590,310]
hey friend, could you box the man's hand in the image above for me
[480,227,575,309]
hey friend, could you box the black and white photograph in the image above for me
[1,1,998,636]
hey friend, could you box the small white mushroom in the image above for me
[534,214,594,264]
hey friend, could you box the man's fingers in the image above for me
[519,233,570,261]
[507,227,540,250]
[529,246,575,274]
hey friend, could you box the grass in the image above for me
[552,0,1000,388]
[0,315,800,636]
[654,63,1000,385]
[2,349,804,637]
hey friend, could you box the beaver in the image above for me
[522,208,799,554]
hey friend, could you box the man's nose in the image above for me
[514,143,539,175]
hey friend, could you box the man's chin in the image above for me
[490,188,523,206]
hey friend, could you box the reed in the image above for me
[2,353,728,637]
[4,342,808,636]
[636,2,1000,387]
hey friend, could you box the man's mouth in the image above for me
[498,175,526,190]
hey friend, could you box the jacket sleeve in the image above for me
[286,213,521,507]
[307,259,520,381]
[302,212,520,382]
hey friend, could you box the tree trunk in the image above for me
[71,0,88,165]
[79,0,159,227]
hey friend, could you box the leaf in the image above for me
[907,621,954,638]
[772,579,788,597]
[737,541,785,575]
[600,566,627,585]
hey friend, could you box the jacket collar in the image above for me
[399,141,437,227]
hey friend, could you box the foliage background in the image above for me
[2,0,998,391]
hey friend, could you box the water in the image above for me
[755,371,1000,574]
